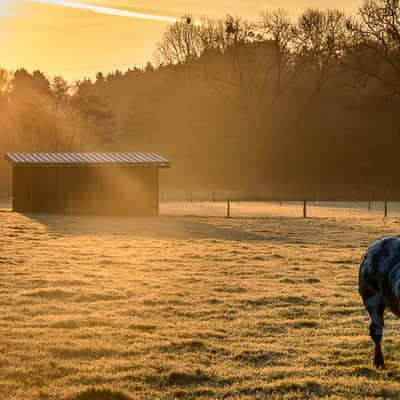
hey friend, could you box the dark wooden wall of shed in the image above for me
[12,165,159,216]
[13,166,29,212]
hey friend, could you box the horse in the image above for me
[359,237,400,368]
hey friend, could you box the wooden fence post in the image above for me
[212,192,215,203]
[384,200,388,218]
[227,199,231,218]
[303,200,307,218]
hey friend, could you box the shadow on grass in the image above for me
[353,367,380,379]
[164,370,213,386]
[238,381,330,397]
[22,214,267,241]
[139,368,215,388]
[137,367,234,389]
[235,349,287,367]
[71,388,132,400]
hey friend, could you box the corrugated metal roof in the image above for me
[4,152,171,167]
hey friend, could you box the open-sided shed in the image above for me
[5,152,171,216]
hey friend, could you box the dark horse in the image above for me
[359,237,400,369]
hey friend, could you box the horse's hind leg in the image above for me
[365,296,385,369]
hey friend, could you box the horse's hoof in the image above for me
[374,362,386,370]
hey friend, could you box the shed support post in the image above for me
[29,168,33,212]
[12,166,16,212]
[156,168,160,216]
[96,172,99,216]
[56,167,60,214]
[368,189,372,212]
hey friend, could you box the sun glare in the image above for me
[0,0,11,15]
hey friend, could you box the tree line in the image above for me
[1,0,400,199]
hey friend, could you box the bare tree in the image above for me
[259,9,295,52]
[346,0,400,96]
[295,8,350,120]
[196,16,227,52]
[224,15,254,45]
[155,16,202,65]
[198,11,301,135]
[155,14,255,65]
[258,9,301,99]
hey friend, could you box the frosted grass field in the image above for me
[2,202,400,399]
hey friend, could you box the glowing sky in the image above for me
[1,0,361,80]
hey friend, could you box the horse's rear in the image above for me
[359,237,400,368]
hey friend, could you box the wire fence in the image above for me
[1,189,399,218]
[160,200,400,219]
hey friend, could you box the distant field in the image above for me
[2,203,400,399]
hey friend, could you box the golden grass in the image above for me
[2,204,400,399]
